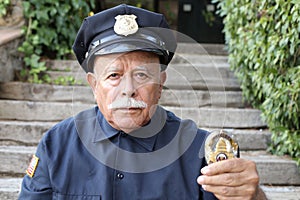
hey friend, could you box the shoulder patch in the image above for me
[26,155,39,178]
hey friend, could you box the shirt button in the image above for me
[117,173,124,179]
[120,132,127,137]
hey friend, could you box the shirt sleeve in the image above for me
[18,137,52,200]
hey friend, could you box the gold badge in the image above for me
[26,155,39,178]
[114,14,138,36]
[205,130,239,164]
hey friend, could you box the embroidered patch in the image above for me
[26,155,39,178]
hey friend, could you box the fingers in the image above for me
[202,184,257,200]
[198,158,260,199]
[197,173,244,187]
[201,158,255,175]
[198,167,259,187]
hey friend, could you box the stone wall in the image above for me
[0,0,24,82]
[0,31,23,82]
[0,0,24,27]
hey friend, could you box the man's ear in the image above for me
[160,71,167,87]
[86,72,97,93]
[158,71,166,99]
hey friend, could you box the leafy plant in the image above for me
[18,0,95,83]
[52,76,81,86]
[0,0,10,17]
[213,0,300,165]
[202,10,215,27]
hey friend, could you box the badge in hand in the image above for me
[205,130,239,164]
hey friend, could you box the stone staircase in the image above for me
[0,42,299,199]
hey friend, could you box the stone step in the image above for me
[0,100,92,121]
[169,63,234,79]
[260,186,300,200]
[0,146,298,185]
[0,146,36,177]
[175,43,228,55]
[1,178,299,200]
[165,106,266,128]
[0,100,266,128]
[48,58,231,73]
[0,120,270,150]
[0,82,93,103]
[46,70,241,91]
[0,178,22,200]
[47,68,241,91]
[0,120,55,146]
[45,53,238,91]
[162,89,245,108]
[165,63,239,90]
[241,151,300,185]
[0,82,245,107]
[170,54,229,65]
[47,61,235,82]
[209,128,271,151]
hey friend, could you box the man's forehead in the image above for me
[94,52,160,68]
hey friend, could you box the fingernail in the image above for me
[201,166,210,174]
[202,185,207,190]
[197,176,204,184]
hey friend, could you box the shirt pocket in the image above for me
[53,193,101,200]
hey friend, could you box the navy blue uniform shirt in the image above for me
[19,106,217,200]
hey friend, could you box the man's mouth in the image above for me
[114,107,143,114]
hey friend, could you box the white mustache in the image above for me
[108,98,147,110]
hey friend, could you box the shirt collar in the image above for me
[94,108,119,141]
[93,106,167,151]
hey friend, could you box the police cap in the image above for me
[72,4,177,72]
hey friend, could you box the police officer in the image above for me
[19,4,266,200]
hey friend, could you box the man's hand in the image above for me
[197,158,266,200]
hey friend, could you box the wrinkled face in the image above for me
[87,51,166,133]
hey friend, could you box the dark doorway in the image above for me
[177,0,224,43]
[96,0,158,12]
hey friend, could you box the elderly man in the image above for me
[19,4,266,200]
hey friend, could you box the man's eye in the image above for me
[135,72,148,79]
[108,73,120,79]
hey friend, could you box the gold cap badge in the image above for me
[114,14,138,36]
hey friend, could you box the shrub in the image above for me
[18,0,95,83]
[213,0,300,165]
[0,0,11,17]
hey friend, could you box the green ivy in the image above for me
[213,0,300,165]
[18,0,95,83]
[0,0,11,17]
[52,76,81,86]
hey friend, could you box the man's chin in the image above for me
[112,117,149,133]
[117,123,143,133]
[109,107,156,132]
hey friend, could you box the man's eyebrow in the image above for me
[102,66,121,74]
[134,66,149,71]
[95,66,120,78]
[134,65,156,73]
[133,65,158,77]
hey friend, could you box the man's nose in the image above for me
[121,75,137,98]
